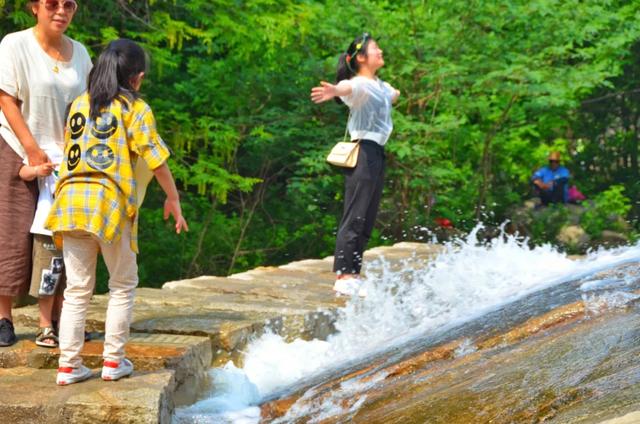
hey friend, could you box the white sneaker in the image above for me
[358,285,368,298]
[56,365,92,386]
[102,358,134,381]
[333,277,362,296]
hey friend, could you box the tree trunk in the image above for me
[475,94,518,221]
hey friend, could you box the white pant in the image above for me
[58,224,138,368]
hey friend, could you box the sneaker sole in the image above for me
[57,374,92,386]
[102,373,132,381]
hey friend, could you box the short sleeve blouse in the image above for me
[339,76,396,146]
[0,28,92,157]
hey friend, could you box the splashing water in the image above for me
[175,228,640,423]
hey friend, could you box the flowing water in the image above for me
[174,229,640,423]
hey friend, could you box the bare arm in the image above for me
[392,88,401,104]
[384,82,401,104]
[533,179,551,190]
[0,91,49,166]
[310,80,352,103]
[153,162,188,234]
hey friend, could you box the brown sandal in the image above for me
[35,327,59,348]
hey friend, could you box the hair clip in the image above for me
[355,42,362,50]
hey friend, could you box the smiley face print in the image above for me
[68,112,86,140]
[90,112,118,139]
[86,144,115,171]
[67,144,81,171]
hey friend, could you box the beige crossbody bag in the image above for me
[326,114,359,168]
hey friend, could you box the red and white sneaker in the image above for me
[101,358,133,381]
[56,365,92,386]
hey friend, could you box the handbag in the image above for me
[326,114,360,168]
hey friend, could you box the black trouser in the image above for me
[333,140,385,275]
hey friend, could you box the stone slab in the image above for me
[0,328,210,405]
[163,275,283,294]
[14,292,337,332]
[229,267,335,285]
[0,367,175,424]
[162,280,337,305]
[13,297,113,333]
[364,242,443,258]
[279,258,334,273]
[136,286,338,312]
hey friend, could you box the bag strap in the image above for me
[343,112,351,143]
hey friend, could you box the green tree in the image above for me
[2,0,639,289]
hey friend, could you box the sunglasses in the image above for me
[42,0,78,13]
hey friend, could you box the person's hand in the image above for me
[26,146,49,167]
[540,181,553,190]
[163,197,189,234]
[36,162,55,177]
[533,179,551,190]
[311,81,337,104]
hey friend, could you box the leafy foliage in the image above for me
[581,185,632,237]
[1,0,640,291]
[528,205,571,245]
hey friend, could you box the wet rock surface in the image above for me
[260,262,640,423]
[350,309,640,424]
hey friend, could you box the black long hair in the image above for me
[88,39,147,120]
[335,33,374,104]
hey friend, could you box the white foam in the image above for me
[582,291,640,315]
[581,278,623,291]
[173,363,260,423]
[454,338,478,358]
[176,228,640,422]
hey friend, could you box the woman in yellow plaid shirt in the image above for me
[46,39,188,385]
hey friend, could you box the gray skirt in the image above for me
[0,134,38,296]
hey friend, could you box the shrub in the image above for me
[581,185,631,238]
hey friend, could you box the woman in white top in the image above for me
[311,33,400,297]
[0,0,92,346]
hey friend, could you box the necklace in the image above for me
[33,27,64,74]
[52,54,61,73]
[52,52,61,73]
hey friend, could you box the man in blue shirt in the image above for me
[532,151,570,206]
